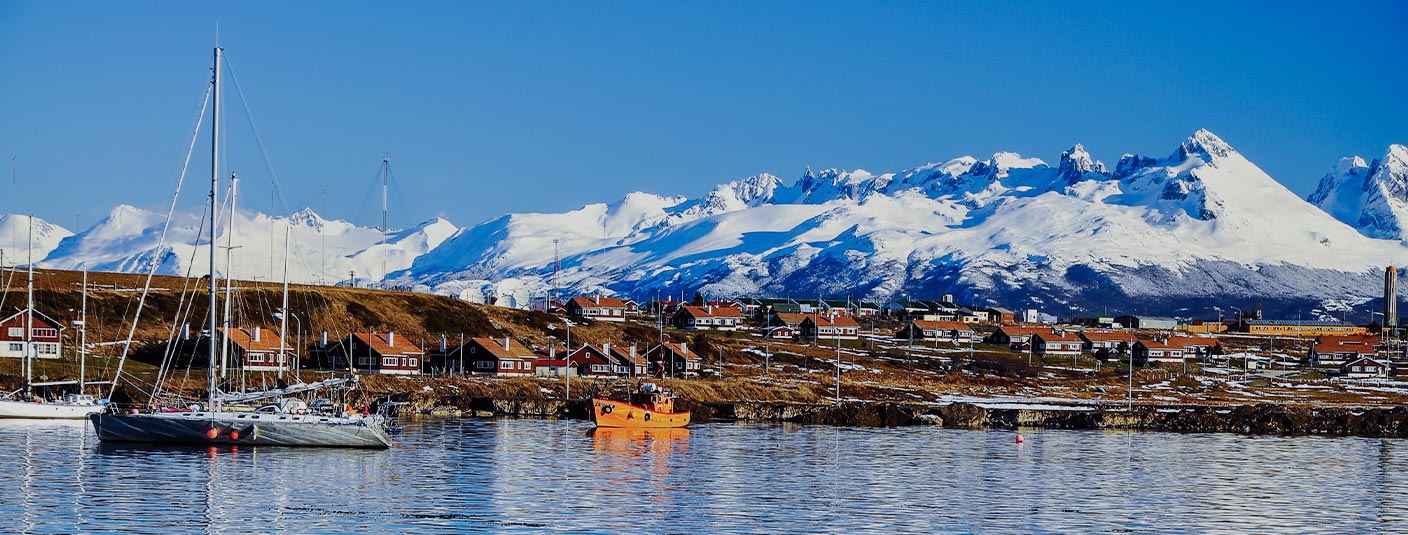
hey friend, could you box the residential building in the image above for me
[566,295,628,322]
[1033,331,1082,357]
[1309,335,1378,366]
[645,300,684,316]
[762,326,794,339]
[986,307,1017,324]
[768,312,810,330]
[1341,356,1388,378]
[987,325,1052,349]
[673,305,745,331]
[799,316,861,340]
[213,327,290,372]
[896,320,976,342]
[1134,339,1185,364]
[607,344,649,377]
[534,347,577,378]
[565,344,620,377]
[1165,335,1219,359]
[1078,331,1134,354]
[850,301,882,318]
[620,299,641,315]
[348,332,423,375]
[0,308,64,360]
[647,342,699,377]
[462,337,537,377]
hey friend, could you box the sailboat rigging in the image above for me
[0,218,104,418]
[88,45,391,448]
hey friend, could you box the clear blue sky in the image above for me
[1,1,1405,230]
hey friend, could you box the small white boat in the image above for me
[0,394,105,419]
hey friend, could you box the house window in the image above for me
[520,361,531,369]
[500,361,513,369]
[8,343,21,351]
[37,343,58,355]
[7,327,21,337]
[382,357,399,367]
[409,358,418,367]
[358,357,375,366]
[475,361,493,369]
[32,328,58,338]
[590,364,610,373]
[249,354,264,363]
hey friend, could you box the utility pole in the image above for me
[834,334,841,403]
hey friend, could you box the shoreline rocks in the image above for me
[407,395,1408,438]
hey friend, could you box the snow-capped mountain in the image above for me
[0,214,73,265]
[36,205,455,284]
[12,130,1406,318]
[1308,144,1408,240]
[393,129,1408,317]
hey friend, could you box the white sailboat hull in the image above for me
[90,410,392,448]
[0,399,106,419]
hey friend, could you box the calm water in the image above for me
[0,417,1404,534]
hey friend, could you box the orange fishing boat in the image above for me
[590,383,690,428]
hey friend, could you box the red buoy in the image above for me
[206,428,220,439]
[1015,434,1024,444]
[228,430,240,440]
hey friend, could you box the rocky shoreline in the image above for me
[390,395,1408,439]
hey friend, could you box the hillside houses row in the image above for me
[985,325,1222,363]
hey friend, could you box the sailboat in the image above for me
[0,220,105,419]
[89,46,391,448]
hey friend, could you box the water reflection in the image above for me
[0,419,1405,533]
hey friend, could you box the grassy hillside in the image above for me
[2,268,1403,410]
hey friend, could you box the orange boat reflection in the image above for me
[590,426,691,455]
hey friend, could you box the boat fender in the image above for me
[644,413,651,422]
[206,428,220,439]
[228,429,240,440]
[601,404,613,415]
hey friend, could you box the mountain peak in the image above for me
[1177,129,1235,161]
[1057,143,1106,183]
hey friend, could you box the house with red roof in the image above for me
[565,344,620,377]
[348,331,424,375]
[215,326,291,372]
[565,295,628,322]
[1134,339,1185,364]
[768,312,810,330]
[1033,331,1082,357]
[800,315,860,341]
[462,337,537,377]
[1309,335,1378,366]
[986,325,1052,350]
[606,343,649,377]
[647,342,700,377]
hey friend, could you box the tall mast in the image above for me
[79,268,87,394]
[24,215,33,397]
[279,222,290,376]
[221,173,237,388]
[208,45,222,411]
